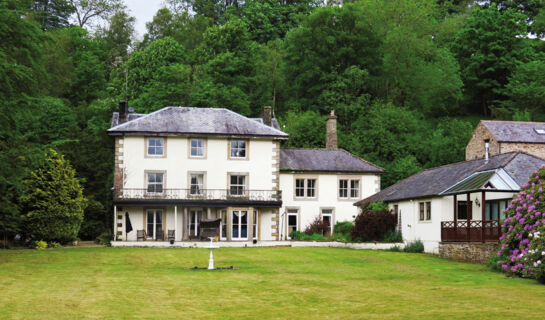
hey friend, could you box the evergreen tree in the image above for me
[20,149,86,243]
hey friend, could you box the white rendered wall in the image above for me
[279,172,380,239]
[122,136,275,191]
[392,192,516,254]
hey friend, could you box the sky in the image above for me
[124,0,165,38]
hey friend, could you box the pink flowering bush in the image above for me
[497,165,545,283]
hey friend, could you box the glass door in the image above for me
[146,209,163,240]
[232,210,248,240]
[287,210,298,240]
[189,210,202,237]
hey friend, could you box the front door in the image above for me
[232,210,248,240]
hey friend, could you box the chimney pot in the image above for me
[326,110,338,149]
[263,106,272,127]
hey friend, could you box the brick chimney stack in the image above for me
[326,110,338,149]
[263,106,273,127]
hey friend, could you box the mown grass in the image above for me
[0,247,544,319]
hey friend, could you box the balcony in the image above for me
[113,188,282,207]
[441,220,501,242]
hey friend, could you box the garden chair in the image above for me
[156,229,165,241]
[167,230,175,242]
[137,230,145,241]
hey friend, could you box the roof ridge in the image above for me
[416,152,518,174]
[482,119,545,125]
[220,108,288,135]
[338,148,385,171]
[108,107,170,130]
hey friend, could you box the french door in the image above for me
[189,210,203,237]
[146,209,163,240]
[232,210,248,240]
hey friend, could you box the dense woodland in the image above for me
[2,0,545,241]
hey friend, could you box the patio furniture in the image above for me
[167,230,175,242]
[136,230,145,241]
[199,219,221,240]
[156,229,165,241]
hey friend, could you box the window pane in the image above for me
[307,179,316,197]
[339,180,348,198]
[230,140,246,158]
[350,180,359,198]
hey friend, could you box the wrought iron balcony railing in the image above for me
[114,188,282,202]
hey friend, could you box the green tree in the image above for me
[20,149,87,243]
[500,59,545,120]
[451,4,531,116]
[280,110,325,148]
[281,3,381,112]
[95,9,135,73]
[29,0,74,30]
[69,0,123,28]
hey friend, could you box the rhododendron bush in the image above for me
[497,166,545,283]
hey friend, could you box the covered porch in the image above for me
[113,204,280,242]
[439,170,516,242]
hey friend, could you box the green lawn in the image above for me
[0,247,544,319]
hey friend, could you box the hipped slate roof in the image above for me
[280,148,384,173]
[108,107,288,139]
[482,120,545,143]
[355,152,545,205]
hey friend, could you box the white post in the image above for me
[113,205,117,242]
[174,205,178,241]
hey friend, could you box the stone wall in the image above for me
[439,242,498,264]
[500,142,545,159]
[465,122,500,160]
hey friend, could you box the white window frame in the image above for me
[230,140,247,159]
[231,210,249,240]
[253,210,258,240]
[419,201,432,222]
[189,173,204,196]
[294,178,317,199]
[229,174,247,197]
[219,210,227,240]
[146,172,164,194]
[190,139,205,158]
[339,178,360,199]
[147,137,164,157]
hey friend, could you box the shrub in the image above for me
[351,209,397,242]
[304,216,330,236]
[497,165,545,282]
[32,240,47,250]
[20,149,87,243]
[388,245,402,252]
[289,231,325,241]
[403,241,424,253]
[47,241,61,248]
[328,232,351,242]
[487,255,503,272]
[333,221,354,235]
[95,231,112,245]
[382,230,402,243]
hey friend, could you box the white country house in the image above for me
[108,102,383,244]
[356,120,545,254]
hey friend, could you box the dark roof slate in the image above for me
[482,120,545,143]
[280,148,384,173]
[356,152,545,205]
[108,107,288,139]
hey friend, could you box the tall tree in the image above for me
[451,4,532,116]
[29,0,74,30]
[69,0,123,28]
[95,9,136,72]
[20,149,86,243]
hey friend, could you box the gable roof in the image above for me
[280,148,384,174]
[482,120,545,143]
[355,152,545,205]
[108,107,289,139]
